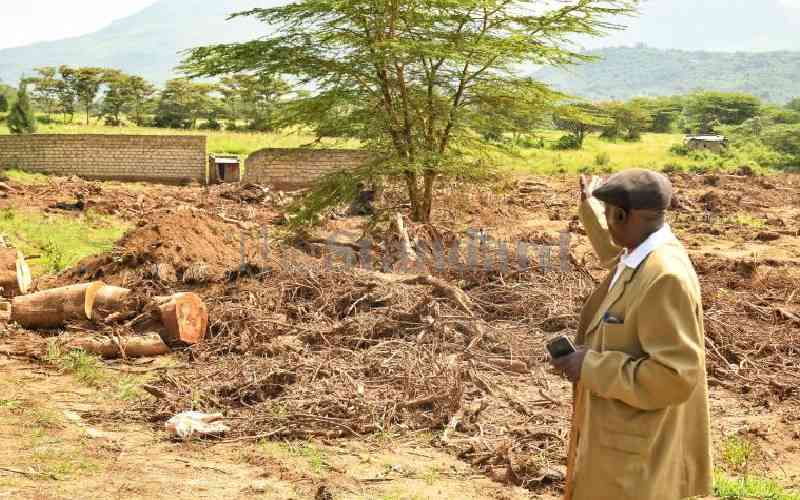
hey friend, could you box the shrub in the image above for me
[594,152,611,167]
[551,134,582,150]
[669,143,689,156]
[662,162,685,173]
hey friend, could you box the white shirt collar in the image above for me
[609,224,675,290]
[620,224,675,270]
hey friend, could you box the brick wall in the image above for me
[243,148,372,189]
[0,134,207,184]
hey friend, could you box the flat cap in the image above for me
[592,168,672,211]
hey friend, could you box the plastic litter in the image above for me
[165,411,229,440]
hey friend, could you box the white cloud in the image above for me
[778,0,800,8]
[0,1,158,50]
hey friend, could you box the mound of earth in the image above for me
[53,208,246,287]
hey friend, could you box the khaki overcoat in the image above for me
[565,199,713,500]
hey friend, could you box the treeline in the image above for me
[542,91,800,167]
[8,66,290,131]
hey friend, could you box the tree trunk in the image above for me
[405,171,423,222]
[66,333,171,359]
[421,171,436,223]
[11,282,105,329]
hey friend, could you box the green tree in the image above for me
[762,125,800,164]
[154,78,216,129]
[60,66,108,125]
[631,96,683,133]
[787,98,800,113]
[183,0,638,223]
[7,81,37,134]
[0,94,7,113]
[684,91,762,134]
[100,71,156,126]
[599,100,652,141]
[28,67,62,120]
[552,103,611,149]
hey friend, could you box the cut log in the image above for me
[90,285,132,321]
[10,282,105,329]
[156,292,208,346]
[66,333,171,359]
[0,271,18,297]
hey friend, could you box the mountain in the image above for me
[583,0,800,53]
[536,46,800,104]
[1,0,799,99]
[0,0,280,85]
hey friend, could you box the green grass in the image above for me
[45,343,106,387]
[496,131,710,174]
[715,471,800,500]
[0,208,128,275]
[712,435,800,500]
[2,168,50,185]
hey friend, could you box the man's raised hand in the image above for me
[580,174,603,201]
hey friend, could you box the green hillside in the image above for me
[536,46,800,104]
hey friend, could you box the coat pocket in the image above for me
[600,322,631,352]
[597,429,651,455]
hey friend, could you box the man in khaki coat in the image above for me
[551,169,713,500]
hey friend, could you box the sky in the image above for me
[2,0,800,52]
[0,0,158,49]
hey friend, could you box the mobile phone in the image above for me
[546,335,576,359]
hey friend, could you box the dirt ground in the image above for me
[0,171,799,499]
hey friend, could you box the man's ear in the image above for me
[610,206,627,224]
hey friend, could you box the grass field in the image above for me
[0,208,128,275]
[0,118,773,175]
[498,130,711,174]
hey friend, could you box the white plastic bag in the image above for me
[165,411,229,440]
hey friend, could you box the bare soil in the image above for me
[0,171,799,499]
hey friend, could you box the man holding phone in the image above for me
[550,170,712,500]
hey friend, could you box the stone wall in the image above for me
[0,134,207,184]
[244,148,372,189]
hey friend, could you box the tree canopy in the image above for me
[184,0,638,222]
[684,91,762,134]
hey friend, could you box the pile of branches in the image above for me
[696,257,800,405]
[118,260,590,490]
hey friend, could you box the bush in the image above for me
[198,118,222,131]
[669,143,689,156]
[594,152,611,167]
[662,162,685,173]
[551,134,582,150]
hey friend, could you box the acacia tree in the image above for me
[552,103,611,148]
[184,0,637,222]
[28,67,62,120]
[60,66,108,125]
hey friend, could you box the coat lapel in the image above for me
[585,266,636,339]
